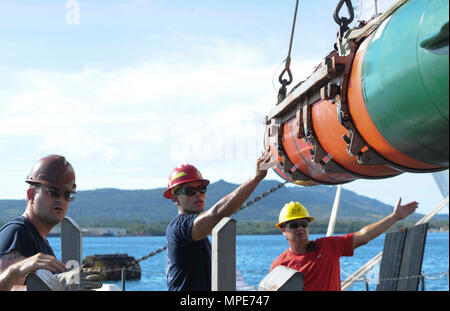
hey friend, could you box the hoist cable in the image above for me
[277,0,300,103]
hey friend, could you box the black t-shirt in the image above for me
[0,216,55,258]
[166,214,211,291]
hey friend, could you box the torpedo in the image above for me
[265,0,449,186]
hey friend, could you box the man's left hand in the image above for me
[393,197,419,221]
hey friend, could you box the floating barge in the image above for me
[83,254,141,280]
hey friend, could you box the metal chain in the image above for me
[235,181,289,214]
[135,245,167,263]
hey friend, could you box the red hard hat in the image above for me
[163,164,209,199]
[25,154,77,193]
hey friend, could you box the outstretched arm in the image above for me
[191,149,272,241]
[352,197,419,249]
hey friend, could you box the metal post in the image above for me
[420,274,425,291]
[121,266,126,291]
[61,217,82,267]
[326,185,342,236]
[212,217,236,291]
[432,171,449,202]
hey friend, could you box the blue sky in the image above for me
[0,0,448,217]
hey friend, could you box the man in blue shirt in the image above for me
[164,150,271,291]
[0,155,76,290]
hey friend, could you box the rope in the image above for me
[100,266,449,290]
[108,269,450,280]
[423,271,449,281]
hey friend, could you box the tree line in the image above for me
[58,219,448,236]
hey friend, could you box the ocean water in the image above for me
[48,232,449,291]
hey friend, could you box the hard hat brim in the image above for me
[25,154,77,194]
[163,179,210,199]
[275,216,315,229]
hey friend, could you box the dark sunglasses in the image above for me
[39,185,75,202]
[175,186,207,196]
[285,221,309,229]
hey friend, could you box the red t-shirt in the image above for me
[270,233,354,291]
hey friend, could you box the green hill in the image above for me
[1,180,447,233]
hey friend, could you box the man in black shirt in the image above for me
[0,155,76,290]
[164,150,272,291]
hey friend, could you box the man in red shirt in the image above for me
[270,198,419,291]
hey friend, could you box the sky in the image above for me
[0,0,448,217]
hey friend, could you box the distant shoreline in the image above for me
[47,227,449,238]
[43,219,449,238]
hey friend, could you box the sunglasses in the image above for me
[175,185,207,196]
[284,221,309,229]
[39,185,75,202]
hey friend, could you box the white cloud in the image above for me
[1,39,285,151]
[0,38,326,200]
[167,101,267,162]
[37,128,120,160]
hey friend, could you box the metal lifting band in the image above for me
[333,0,355,26]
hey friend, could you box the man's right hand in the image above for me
[12,253,66,278]
[256,147,275,180]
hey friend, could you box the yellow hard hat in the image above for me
[275,201,314,229]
